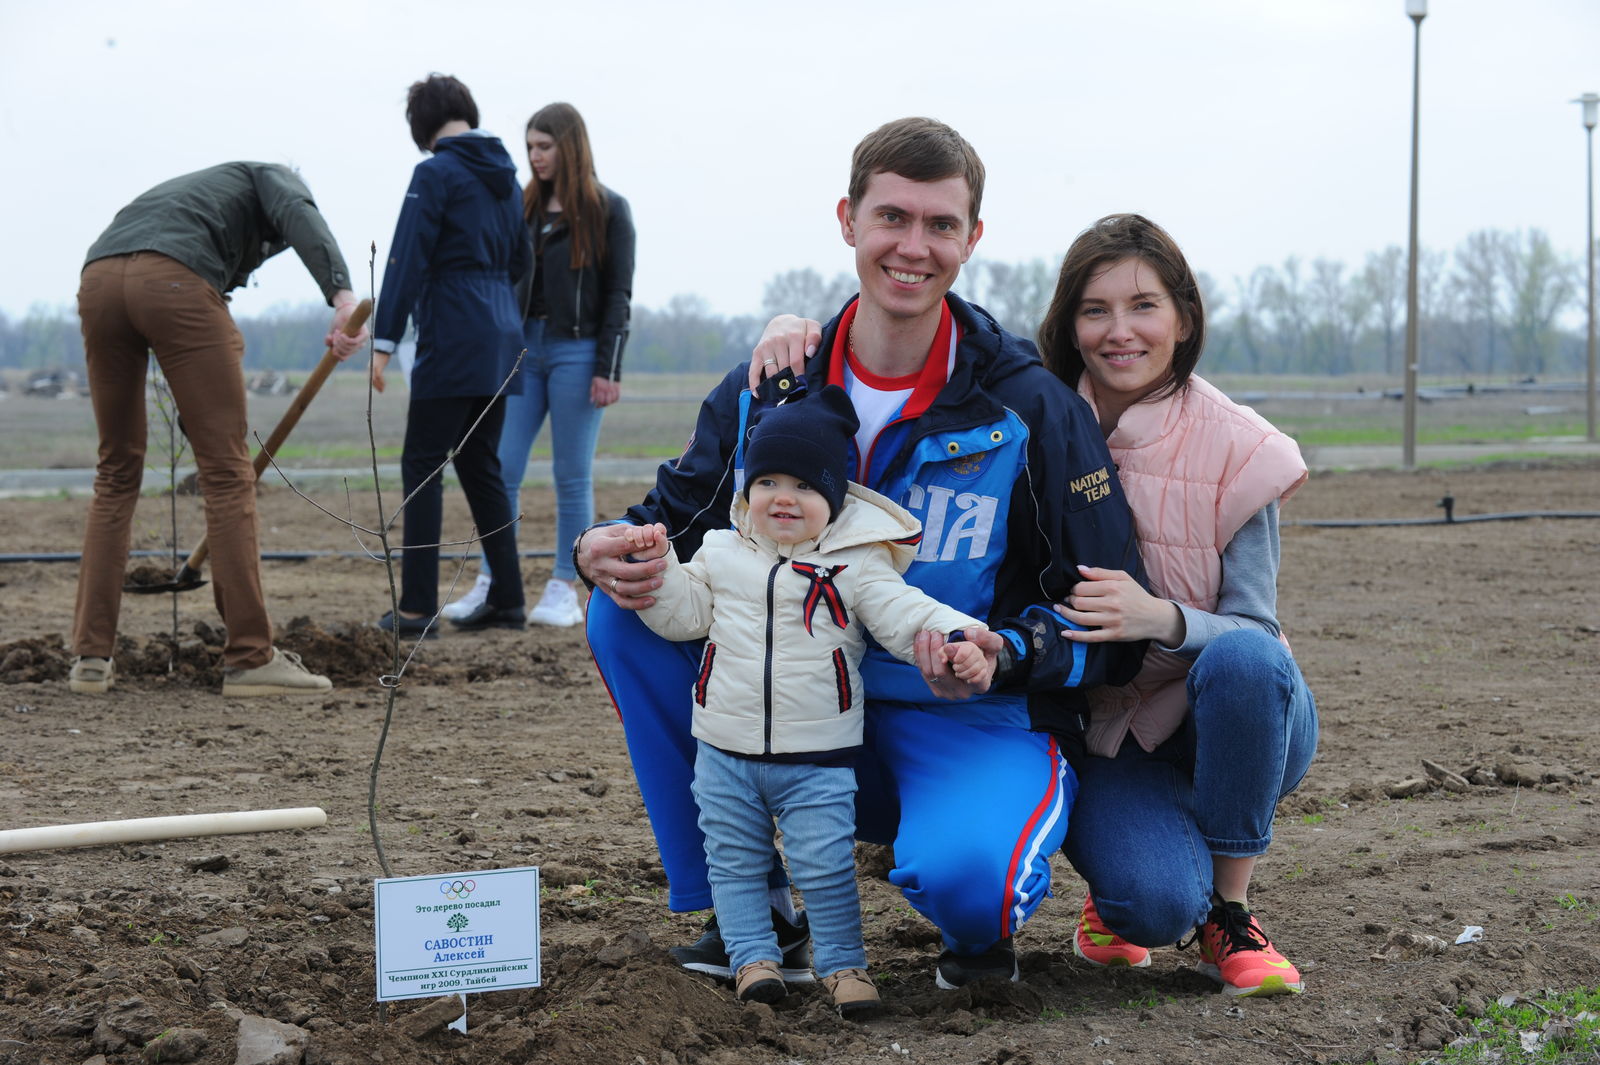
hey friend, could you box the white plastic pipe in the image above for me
[0,807,327,854]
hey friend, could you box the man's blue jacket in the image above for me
[622,293,1147,735]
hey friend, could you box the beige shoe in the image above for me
[734,960,785,1004]
[221,648,332,697]
[68,656,115,694]
[821,967,880,1019]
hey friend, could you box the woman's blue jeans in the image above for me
[693,740,865,978]
[1062,629,1318,947]
[485,319,602,583]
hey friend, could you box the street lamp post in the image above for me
[1402,0,1427,468]
[1577,93,1598,443]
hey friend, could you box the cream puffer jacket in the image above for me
[639,483,984,757]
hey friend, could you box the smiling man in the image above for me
[577,118,1147,990]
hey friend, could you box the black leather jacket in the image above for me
[516,185,635,380]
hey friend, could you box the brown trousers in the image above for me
[73,253,273,669]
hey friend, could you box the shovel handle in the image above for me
[252,298,373,476]
[184,298,374,573]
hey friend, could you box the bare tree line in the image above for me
[2,227,1591,380]
[1215,229,1585,379]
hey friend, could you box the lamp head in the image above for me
[1576,93,1600,131]
[1405,0,1427,18]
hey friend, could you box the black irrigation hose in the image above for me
[5,498,1597,562]
[1287,495,1600,528]
[0,549,557,564]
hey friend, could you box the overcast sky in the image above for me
[2,0,1596,323]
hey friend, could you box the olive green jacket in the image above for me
[84,162,351,304]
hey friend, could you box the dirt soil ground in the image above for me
[2,461,1598,1065]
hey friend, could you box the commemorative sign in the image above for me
[373,866,541,1002]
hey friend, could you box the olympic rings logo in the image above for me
[439,879,476,900]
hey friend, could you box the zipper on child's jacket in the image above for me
[762,557,782,753]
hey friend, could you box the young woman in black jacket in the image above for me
[444,102,636,627]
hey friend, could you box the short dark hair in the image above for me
[847,117,985,229]
[406,74,479,152]
[1036,213,1206,399]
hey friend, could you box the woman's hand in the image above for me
[1055,565,1184,646]
[591,376,620,408]
[746,315,823,391]
[575,524,669,611]
[915,627,1004,699]
[369,350,391,394]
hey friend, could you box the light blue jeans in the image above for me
[692,740,865,979]
[484,319,602,583]
[1062,629,1319,947]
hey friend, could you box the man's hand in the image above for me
[941,635,996,690]
[746,315,823,391]
[915,626,1003,699]
[327,291,368,361]
[576,524,670,611]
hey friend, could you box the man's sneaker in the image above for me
[1074,893,1152,968]
[934,937,1018,990]
[670,910,814,983]
[441,573,492,621]
[734,960,786,1004]
[221,648,333,697]
[1194,898,1304,997]
[821,967,881,1019]
[68,656,114,694]
[528,579,584,627]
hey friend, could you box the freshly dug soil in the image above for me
[2,461,1598,1065]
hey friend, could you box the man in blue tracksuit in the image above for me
[578,117,1146,989]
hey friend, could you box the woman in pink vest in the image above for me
[1035,214,1317,998]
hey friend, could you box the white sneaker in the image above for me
[528,579,583,627]
[441,572,492,620]
[69,656,115,694]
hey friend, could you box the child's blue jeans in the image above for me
[691,740,865,978]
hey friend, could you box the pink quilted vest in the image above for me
[1078,374,1308,757]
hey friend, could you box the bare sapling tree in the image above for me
[258,245,524,879]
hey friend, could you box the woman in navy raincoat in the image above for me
[370,74,532,635]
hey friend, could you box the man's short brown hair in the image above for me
[847,117,985,229]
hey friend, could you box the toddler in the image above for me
[624,384,993,1017]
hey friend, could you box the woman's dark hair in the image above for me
[1036,213,1206,400]
[523,102,609,269]
[406,74,479,152]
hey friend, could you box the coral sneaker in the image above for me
[1195,899,1303,996]
[1074,894,1151,968]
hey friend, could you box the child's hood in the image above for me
[730,482,924,573]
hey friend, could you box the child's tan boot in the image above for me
[735,960,785,1004]
[821,967,880,1019]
